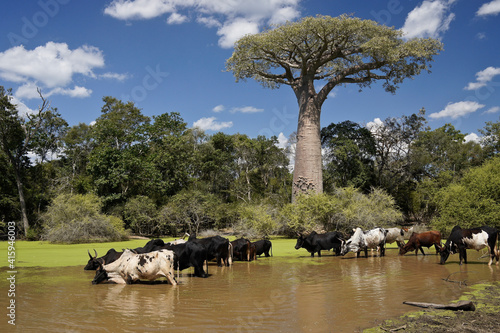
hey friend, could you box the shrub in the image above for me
[41,193,128,243]
[234,203,278,238]
[123,195,161,236]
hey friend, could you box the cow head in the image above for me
[439,242,453,265]
[92,263,108,285]
[84,249,99,270]
[340,240,352,256]
[295,233,305,250]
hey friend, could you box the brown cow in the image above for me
[399,231,442,256]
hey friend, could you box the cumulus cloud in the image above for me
[429,101,485,119]
[483,106,500,114]
[464,133,480,143]
[477,0,500,16]
[213,104,225,112]
[401,0,456,39]
[104,0,301,48]
[193,117,233,131]
[0,42,104,88]
[277,132,288,149]
[230,105,264,113]
[464,67,500,90]
[167,12,189,24]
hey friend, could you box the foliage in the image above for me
[234,203,278,238]
[123,195,160,236]
[431,157,500,234]
[280,188,402,234]
[160,189,222,235]
[321,120,376,191]
[41,193,128,243]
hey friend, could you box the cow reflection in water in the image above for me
[96,283,176,322]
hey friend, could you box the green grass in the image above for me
[0,236,302,268]
[1,236,400,268]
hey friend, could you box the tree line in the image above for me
[1,86,499,241]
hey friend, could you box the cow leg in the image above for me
[419,246,426,256]
[380,244,385,257]
[434,243,440,255]
[364,247,368,258]
[317,250,321,257]
[310,252,315,257]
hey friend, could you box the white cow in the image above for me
[385,228,406,248]
[92,249,177,285]
[341,227,388,257]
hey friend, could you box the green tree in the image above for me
[87,97,151,206]
[41,193,128,243]
[321,120,376,191]
[226,15,442,201]
[479,117,500,158]
[0,87,66,235]
[431,157,500,234]
[146,112,195,201]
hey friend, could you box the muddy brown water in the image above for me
[2,249,500,333]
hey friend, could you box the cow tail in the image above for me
[271,243,273,257]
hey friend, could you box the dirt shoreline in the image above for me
[364,282,500,332]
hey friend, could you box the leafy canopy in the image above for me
[226,14,443,95]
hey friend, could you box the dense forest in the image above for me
[1,86,499,242]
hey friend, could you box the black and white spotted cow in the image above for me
[440,225,499,266]
[92,249,177,285]
[340,227,388,257]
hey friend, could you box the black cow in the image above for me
[132,238,166,254]
[84,248,123,270]
[295,231,344,257]
[252,239,272,257]
[440,225,500,265]
[188,234,232,266]
[164,241,209,278]
[231,238,252,261]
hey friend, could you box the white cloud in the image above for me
[197,16,222,28]
[401,0,456,39]
[10,96,35,118]
[213,104,225,112]
[167,12,189,24]
[464,67,500,90]
[366,118,384,132]
[477,0,500,16]
[15,83,92,99]
[483,106,500,114]
[193,117,233,131]
[46,86,93,98]
[230,105,264,113]
[217,18,260,48]
[464,133,480,143]
[0,42,104,88]
[277,132,288,149]
[99,72,130,81]
[104,0,301,48]
[429,101,485,119]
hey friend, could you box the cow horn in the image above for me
[88,250,93,259]
[93,249,98,258]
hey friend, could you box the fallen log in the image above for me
[403,300,475,311]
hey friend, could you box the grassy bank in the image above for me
[365,282,500,332]
[0,237,302,268]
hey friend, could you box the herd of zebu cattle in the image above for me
[85,234,272,285]
[86,225,500,285]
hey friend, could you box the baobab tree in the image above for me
[226,14,442,201]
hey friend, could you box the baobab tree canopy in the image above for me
[226,14,443,201]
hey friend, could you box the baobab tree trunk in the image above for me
[292,97,323,202]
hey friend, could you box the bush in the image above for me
[41,193,128,243]
[280,187,402,234]
[123,195,161,236]
[431,157,500,234]
[234,203,278,238]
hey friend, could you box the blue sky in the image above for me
[1,0,500,147]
